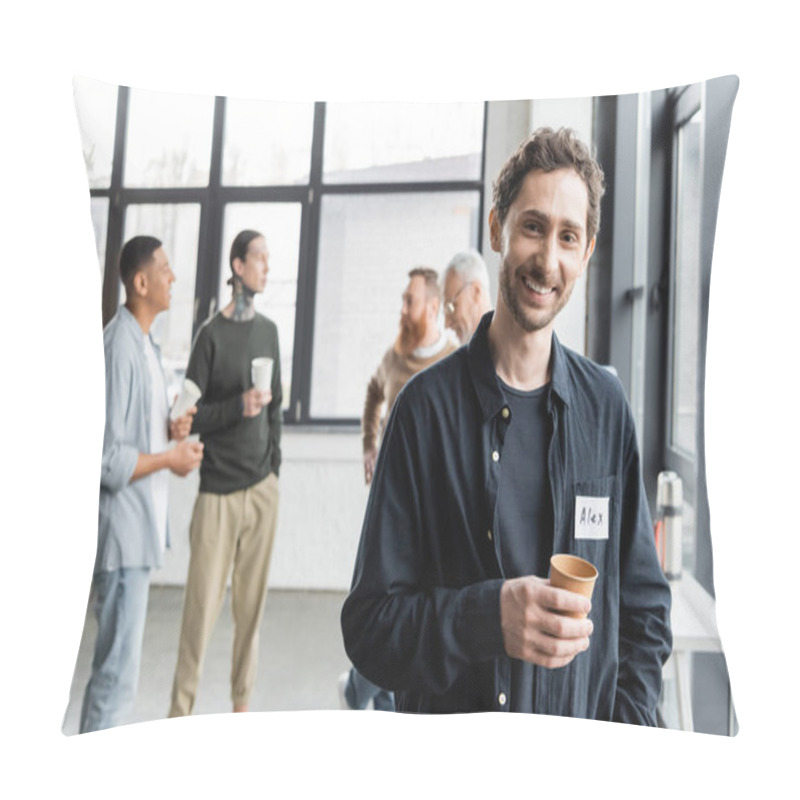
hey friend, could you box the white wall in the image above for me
[153,429,367,591]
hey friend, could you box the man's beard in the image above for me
[396,313,429,356]
[498,257,570,334]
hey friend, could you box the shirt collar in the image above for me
[118,304,144,331]
[116,305,153,351]
[548,332,572,409]
[412,329,449,359]
[466,311,572,422]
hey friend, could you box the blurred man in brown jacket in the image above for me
[340,265,457,712]
[361,266,458,485]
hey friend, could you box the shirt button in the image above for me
[501,407,510,420]
[498,692,507,706]
[487,529,493,541]
[492,450,500,462]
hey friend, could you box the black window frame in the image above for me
[663,82,704,516]
[93,88,488,427]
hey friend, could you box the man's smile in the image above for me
[520,273,557,297]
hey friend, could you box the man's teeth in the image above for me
[522,276,553,294]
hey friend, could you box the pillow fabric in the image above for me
[65,75,737,735]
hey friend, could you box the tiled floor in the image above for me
[62,585,351,735]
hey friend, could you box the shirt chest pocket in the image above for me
[559,475,619,571]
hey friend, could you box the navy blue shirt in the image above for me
[495,379,553,713]
[495,379,552,578]
[341,312,672,723]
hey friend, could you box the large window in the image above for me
[222,99,314,186]
[322,101,484,183]
[665,83,705,577]
[90,197,109,281]
[671,106,703,460]
[74,76,487,425]
[311,190,480,419]
[74,78,117,190]
[124,88,215,188]
[658,79,738,738]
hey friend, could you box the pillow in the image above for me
[64,75,738,737]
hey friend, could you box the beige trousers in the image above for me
[169,472,280,716]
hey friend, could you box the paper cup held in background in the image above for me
[252,357,274,391]
[170,378,201,421]
[549,554,598,618]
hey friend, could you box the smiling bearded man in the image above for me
[495,166,594,335]
[341,127,672,724]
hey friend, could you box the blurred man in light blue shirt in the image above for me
[79,236,203,733]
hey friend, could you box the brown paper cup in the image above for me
[549,554,598,618]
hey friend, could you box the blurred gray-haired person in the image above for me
[442,249,493,345]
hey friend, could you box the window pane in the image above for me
[73,76,118,189]
[124,88,214,188]
[222,99,314,186]
[90,197,109,279]
[682,495,697,576]
[122,203,201,399]
[671,109,703,457]
[310,191,479,418]
[323,102,484,183]
[217,203,302,412]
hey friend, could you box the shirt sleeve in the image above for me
[99,338,139,493]
[187,326,243,435]
[361,352,388,453]
[613,412,673,725]
[342,398,507,696]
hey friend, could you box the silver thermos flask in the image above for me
[656,471,683,579]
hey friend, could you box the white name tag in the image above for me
[575,496,609,540]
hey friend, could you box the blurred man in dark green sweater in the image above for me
[169,229,282,717]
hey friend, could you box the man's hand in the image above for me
[242,388,273,418]
[169,405,196,441]
[500,576,593,668]
[168,439,204,477]
[363,447,378,485]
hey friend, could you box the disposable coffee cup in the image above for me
[549,554,598,618]
[252,357,274,391]
[170,378,201,421]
